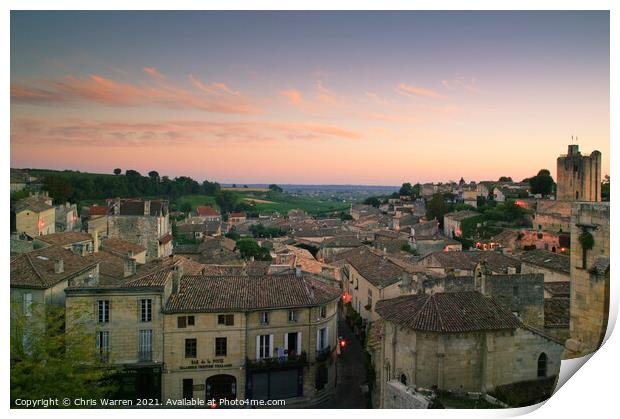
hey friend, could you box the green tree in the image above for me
[399,182,414,196]
[498,176,513,182]
[236,238,272,261]
[42,175,74,204]
[180,202,192,213]
[426,193,449,227]
[11,304,117,405]
[363,197,381,207]
[113,168,121,176]
[215,190,241,214]
[528,169,555,196]
[268,184,283,193]
[602,175,610,201]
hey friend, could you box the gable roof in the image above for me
[417,251,520,273]
[12,196,53,213]
[336,246,419,288]
[11,245,98,289]
[38,231,93,246]
[196,205,220,216]
[163,274,341,313]
[375,291,522,333]
[519,249,570,275]
[100,237,146,256]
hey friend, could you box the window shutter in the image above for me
[284,333,289,352]
[297,332,302,353]
[269,334,274,357]
[255,335,260,359]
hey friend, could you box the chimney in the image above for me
[54,258,64,274]
[123,257,136,278]
[295,264,302,278]
[171,264,183,293]
[92,229,99,254]
[144,200,151,216]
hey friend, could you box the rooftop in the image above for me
[519,249,570,274]
[375,291,522,333]
[38,231,93,246]
[164,274,341,313]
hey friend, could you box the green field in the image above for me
[175,192,347,216]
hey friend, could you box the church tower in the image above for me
[556,143,601,202]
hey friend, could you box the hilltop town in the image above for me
[9,144,610,408]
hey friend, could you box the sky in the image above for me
[10,11,610,185]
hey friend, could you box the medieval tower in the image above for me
[556,144,602,202]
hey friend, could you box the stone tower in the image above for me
[556,144,602,202]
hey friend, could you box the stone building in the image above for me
[161,272,340,405]
[372,291,564,407]
[55,202,79,232]
[443,210,479,238]
[64,256,205,400]
[106,199,172,261]
[519,249,570,283]
[565,202,610,358]
[415,251,520,277]
[190,205,221,223]
[11,245,100,315]
[34,231,95,256]
[556,144,602,202]
[11,194,55,237]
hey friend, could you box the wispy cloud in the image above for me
[280,89,304,106]
[441,76,478,93]
[397,83,444,99]
[11,118,363,148]
[12,70,257,114]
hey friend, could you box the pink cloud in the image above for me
[280,89,304,106]
[315,81,338,105]
[441,76,478,93]
[12,71,258,114]
[11,118,362,149]
[397,83,444,99]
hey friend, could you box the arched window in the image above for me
[537,353,548,378]
[400,374,407,386]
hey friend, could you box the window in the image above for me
[140,299,152,322]
[178,315,195,328]
[367,289,373,310]
[319,306,327,319]
[183,379,193,400]
[98,300,109,323]
[96,331,109,361]
[318,327,328,350]
[23,293,33,317]
[257,335,271,359]
[218,314,234,326]
[185,338,197,358]
[288,310,298,323]
[537,353,548,378]
[215,337,227,357]
[139,330,152,361]
[259,311,269,325]
[400,374,408,385]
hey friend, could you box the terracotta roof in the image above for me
[89,205,111,216]
[159,233,173,245]
[38,231,93,246]
[375,291,522,332]
[11,245,98,289]
[202,264,246,276]
[544,298,570,328]
[321,236,363,248]
[229,212,246,218]
[100,237,146,256]
[196,205,220,216]
[335,246,419,288]
[113,199,168,216]
[417,251,520,273]
[164,274,341,313]
[12,196,53,213]
[444,210,480,222]
[519,249,570,274]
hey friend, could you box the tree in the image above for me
[236,238,272,261]
[602,175,610,201]
[426,193,449,227]
[148,171,160,181]
[11,303,117,405]
[215,190,241,214]
[42,175,74,204]
[113,168,121,176]
[529,169,555,196]
[202,180,221,196]
[180,202,192,213]
[363,197,381,207]
[498,176,513,182]
[268,184,283,193]
[399,182,414,196]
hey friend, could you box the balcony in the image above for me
[316,346,332,363]
[247,351,307,370]
[138,350,153,362]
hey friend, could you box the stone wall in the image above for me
[566,202,610,357]
[107,215,169,261]
[382,381,433,409]
[556,145,602,202]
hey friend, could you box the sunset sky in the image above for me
[10,11,610,185]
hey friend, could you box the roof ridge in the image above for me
[408,293,433,329]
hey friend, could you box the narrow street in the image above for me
[316,318,368,409]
